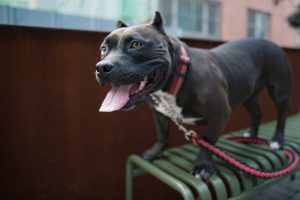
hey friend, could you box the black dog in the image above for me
[95,12,293,178]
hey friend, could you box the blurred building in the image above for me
[0,0,299,47]
[220,0,299,48]
[158,0,299,48]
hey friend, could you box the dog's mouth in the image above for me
[99,68,162,112]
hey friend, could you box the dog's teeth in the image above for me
[138,77,148,91]
[138,82,145,91]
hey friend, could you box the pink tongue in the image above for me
[99,84,133,112]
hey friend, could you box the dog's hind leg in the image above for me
[267,82,292,150]
[141,110,170,160]
[243,92,263,138]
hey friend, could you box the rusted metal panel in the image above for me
[0,25,299,200]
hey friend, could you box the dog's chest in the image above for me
[150,90,202,125]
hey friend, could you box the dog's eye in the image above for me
[100,46,108,56]
[130,42,142,50]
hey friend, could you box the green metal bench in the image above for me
[126,113,300,200]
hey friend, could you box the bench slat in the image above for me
[164,148,242,198]
[219,139,282,169]
[182,144,257,190]
[216,143,272,170]
[154,159,213,200]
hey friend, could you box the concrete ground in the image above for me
[249,171,300,200]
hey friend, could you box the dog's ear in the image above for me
[151,11,166,35]
[116,20,127,28]
[152,11,163,26]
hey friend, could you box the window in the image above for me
[159,0,173,27]
[0,0,156,32]
[159,0,220,39]
[0,0,121,31]
[248,10,270,39]
[208,1,219,35]
[0,0,220,37]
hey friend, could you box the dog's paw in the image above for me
[141,143,165,161]
[243,132,251,137]
[269,141,281,150]
[192,164,214,179]
[141,150,161,161]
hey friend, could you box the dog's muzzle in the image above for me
[96,61,114,81]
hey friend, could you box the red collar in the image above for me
[168,46,190,95]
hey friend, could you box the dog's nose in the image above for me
[96,61,114,74]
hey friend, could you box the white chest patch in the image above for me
[150,90,202,125]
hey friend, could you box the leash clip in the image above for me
[184,130,197,141]
[176,123,196,141]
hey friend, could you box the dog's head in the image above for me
[96,12,173,112]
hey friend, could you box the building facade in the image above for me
[0,0,299,48]
[157,0,299,48]
[220,0,298,48]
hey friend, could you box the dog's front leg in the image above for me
[193,105,231,178]
[141,110,170,161]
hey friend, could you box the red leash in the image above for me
[190,134,299,178]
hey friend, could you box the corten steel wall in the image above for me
[0,25,299,200]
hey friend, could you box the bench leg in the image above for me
[126,158,134,200]
[125,155,195,200]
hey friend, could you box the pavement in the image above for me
[249,171,300,200]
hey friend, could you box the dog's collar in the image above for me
[168,46,190,95]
